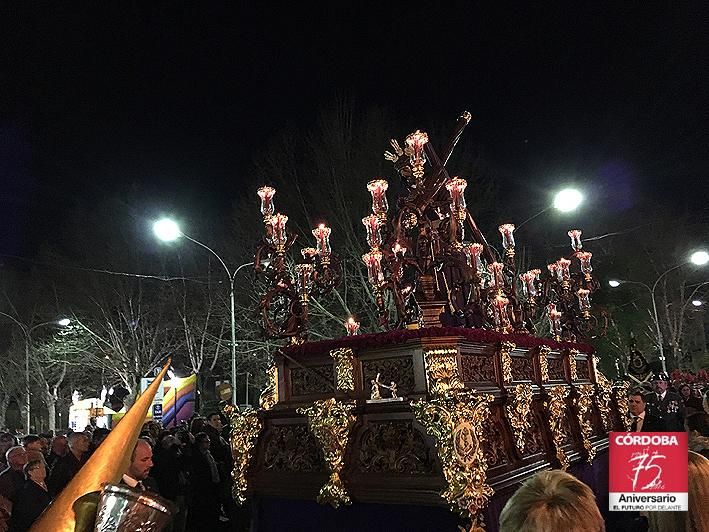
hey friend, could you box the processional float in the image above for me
[228,112,628,531]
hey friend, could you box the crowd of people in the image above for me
[0,411,242,532]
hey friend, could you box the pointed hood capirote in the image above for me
[31,360,171,532]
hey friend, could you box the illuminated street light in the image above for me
[608,279,621,288]
[57,318,71,327]
[153,219,182,242]
[692,300,703,307]
[517,187,584,230]
[690,250,709,266]
[553,188,583,213]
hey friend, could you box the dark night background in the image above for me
[1,3,707,259]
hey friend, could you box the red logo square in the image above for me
[609,432,688,511]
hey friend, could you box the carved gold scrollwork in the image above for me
[538,346,550,383]
[330,348,356,391]
[259,365,279,410]
[498,341,516,384]
[504,384,533,453]
[575,384,596,463]
[566,349,578,381]
[424,346,464,395]
[545,385,571,470]
[594,371,613,432]
[297,398,357,508]
[223,405,262,505]
[411,390,494,529]
[612,380,632,431]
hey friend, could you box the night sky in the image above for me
[1,3,707,258]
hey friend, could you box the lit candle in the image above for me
[463,243,484,272]
[367,179,389,218]
[405,130,429,178]
[494,294,511,332]
[312,224,332,263]
[344,317,360,336]
[546,303,562,339]
[301,247,317,260]
[576,288,591,313]
[362,215,382,250]
[556,258,571,282]
[576,251,593,278]
[257,186,276,220]
[269,213,288,252]
[499,224,515,250]
[362,251,384,286]
[519,269,540,298]
[445,177,468,218]
[392,241,407,257]
[488,262,505,288]
[568,229,582,252]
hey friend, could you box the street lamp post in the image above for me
[0,313,70,434]
[153,219,253,406]
[609,250,708,373]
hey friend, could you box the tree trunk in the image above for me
[46,395,57,433]
[0,394,9,430]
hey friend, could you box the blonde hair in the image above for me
[499,469,605,532]
[648,451,709,532]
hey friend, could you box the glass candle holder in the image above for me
[257,186,276,219]
[568,229,582,252]
[463,243,484,272]
[269,213,289,251]
[367,179,389,218]
[392,241,407,258]
[405,130,429,178]
[493,294,511,332]
[445,177,468,218]
[520,269,540,298]
[301,247,318,261]
[295,263,314,302]
[362,215,382,250]
[362,251,384,287]
[546,303,562,338]
[556,258,571,282]
[344,317,360,336]
[312,224,332,262]
[499,224,515,252]
[488,262,505,289]
[576,288,591,313]
[576,251,593,277]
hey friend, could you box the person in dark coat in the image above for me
[0,447,27,532]
[628,391,667,432]
[679,383,704,413]
[187,433,221,531]
[645,373,685,431]
[47,432,89,497]
[45,435,68,473]
[9,460,51,532]
[152,434,189,532]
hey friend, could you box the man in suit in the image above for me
[628,390,666,432]
[121,439,159,493]
[645,372,685,431]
